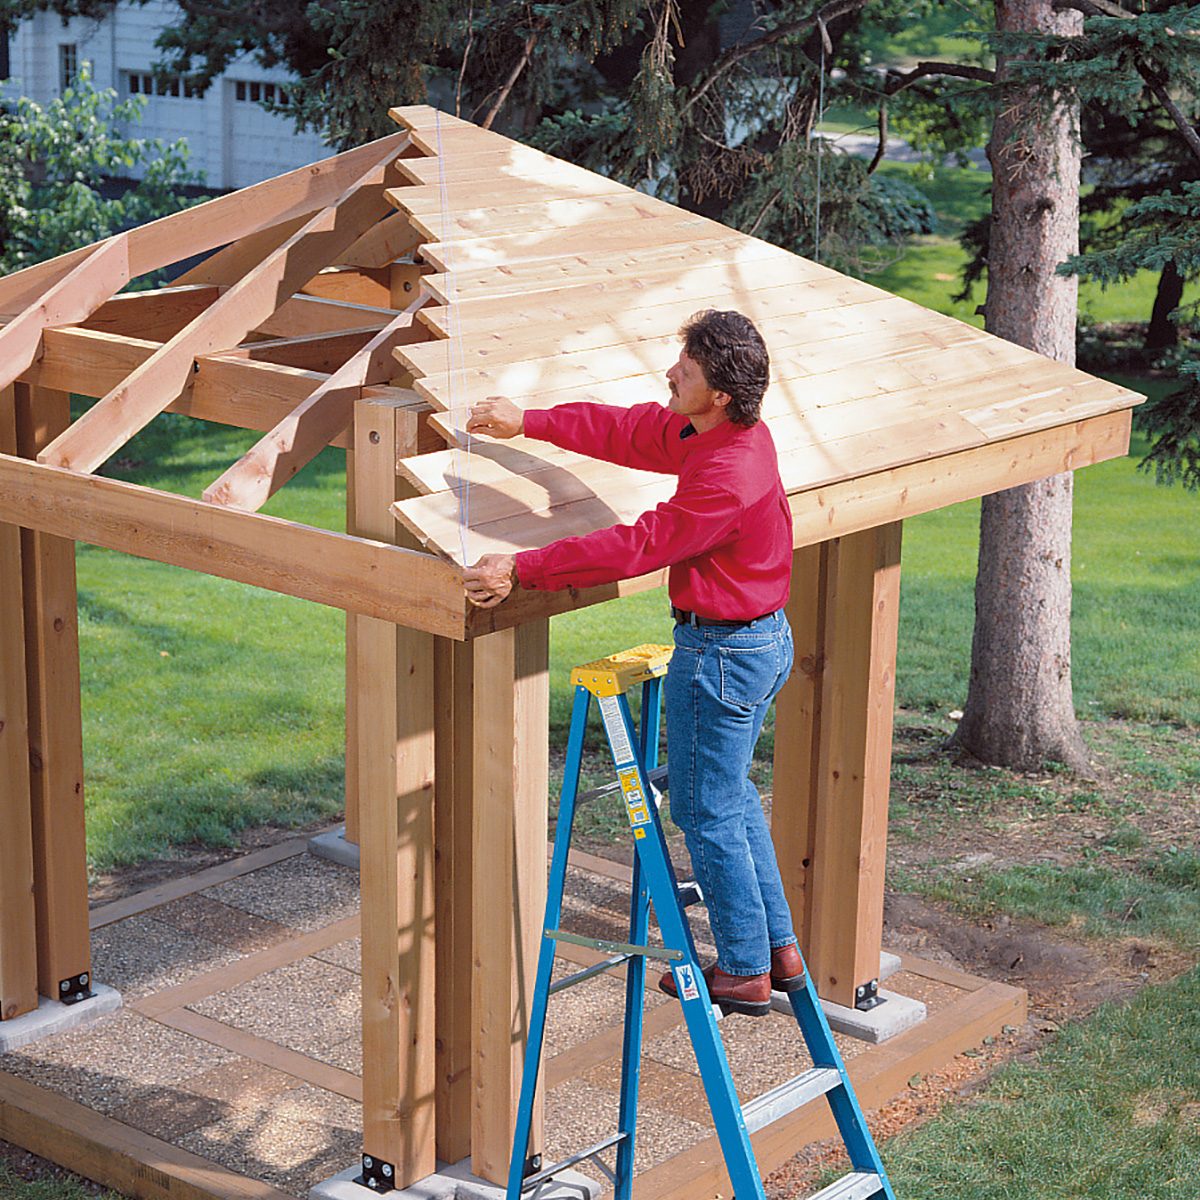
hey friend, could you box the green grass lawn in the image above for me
[875,965,1200,1198]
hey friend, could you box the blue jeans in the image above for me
[665,610,797,976]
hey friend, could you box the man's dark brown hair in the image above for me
[679,309,770,427]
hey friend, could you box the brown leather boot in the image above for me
[770,943,807,993]
[658,962,772,1016]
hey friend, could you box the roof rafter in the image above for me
[204,310,427,511]
[39,141,407,474]
[0,131,411,318]
[0,236,131,392]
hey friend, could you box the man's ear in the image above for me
[713,391,732,411]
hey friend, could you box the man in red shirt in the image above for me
[462,309,803,1015]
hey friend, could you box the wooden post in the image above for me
[798,524,903,1010]
[344,445,360,846]
[771,542,828,953]
[470,621,549,1185]
[0,386,38,1021]
[433,637,474,1164]
[354,395,437,1186]
[13,384,91,1004]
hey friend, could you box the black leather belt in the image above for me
[672,606,773,628]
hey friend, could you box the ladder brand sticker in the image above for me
[597,695,635,766]
[618,766,650,826]
[673,963,701,1002]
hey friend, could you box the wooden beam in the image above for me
[806,523,902,1009]
[354,393,437,1185]
[434,636,474,1163]
[303,265,392,307]
[13,386,90,1003]
[0,386,37,1021]
[219,325,389,372]
[173,215,312,287]
[82,284,221,341]
[203,314,425,511]
[0,1069,297,1200]
[0,237,130,392]
[256,294,399,338]
[770,543,827,956]
[22,326,356,448]
[471,621,549,1183]
[39,144,404,474]
[343,211,424,269]
[0,132,410,316]
[0,451,465,637]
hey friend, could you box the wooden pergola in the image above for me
[0,104,1138,1194]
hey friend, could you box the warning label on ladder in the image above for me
[618,766,650,826]
[597,695,635,766]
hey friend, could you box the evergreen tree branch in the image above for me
[884,61,996,93]
[1051,0,1200,163]
[679,0,869,121]
[481,27,540,130]
[867,100,887,173]
[1136,59,1200,164]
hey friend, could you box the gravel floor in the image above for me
[3,848,967,1198]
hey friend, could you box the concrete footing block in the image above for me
[308,825,361,870]
[0,983,122,1052]
[311,1160,600,1200]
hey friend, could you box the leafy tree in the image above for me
[0,60,199,273]
[0,1,938,273]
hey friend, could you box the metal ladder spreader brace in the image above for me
[506,645,896,1200]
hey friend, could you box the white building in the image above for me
[2,0,329,190]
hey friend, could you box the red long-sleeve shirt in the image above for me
[513,402,793,620]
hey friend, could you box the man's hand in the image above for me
[466,396,524,439]
[463,553,517,608]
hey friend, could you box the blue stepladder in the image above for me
[506,645,897,1200]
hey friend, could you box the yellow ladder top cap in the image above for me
[570,644,674,697]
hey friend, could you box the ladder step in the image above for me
[546,928,683,961]
[577,763,669,805]
[521,1132,627,1192]
[741,1067,843,1135]
[549,953,631,994]
[806,1172,885,1200]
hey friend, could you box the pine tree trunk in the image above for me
[1146,259,1184,351]
[950,0,1093,774]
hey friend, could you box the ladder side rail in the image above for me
[787,978,896,1198]
[603,693,767,1200]
[505,686,593,1200]
[613,674,663,1199]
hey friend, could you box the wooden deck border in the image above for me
[89,835,317,930]
[0,1068,296,1200]
[0,945,1023,1200]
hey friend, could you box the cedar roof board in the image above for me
[0,104,1141,575]
[383,106,1141,565]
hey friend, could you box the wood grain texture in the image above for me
[433,636,475,1163]
[354,393,437,1184]
[0,451,463,636]
[771,544,827,956]
[39,146,403,474]
[0,1068,297,1200]
[470,622,549,1183]
[14,385,90,1001]
[806,525,902,1009]
[0,386,37,1020]
[203,316,424,511]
